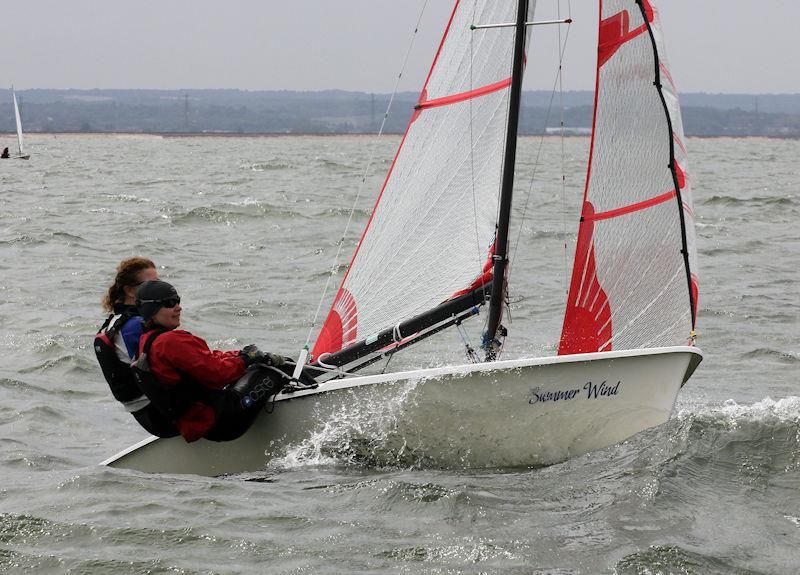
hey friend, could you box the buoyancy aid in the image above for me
[132,330,294,442]
[95,305,149,407]
[130,329,217,424]
[96,307,179,438]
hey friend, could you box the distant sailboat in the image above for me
[12,87,30,160]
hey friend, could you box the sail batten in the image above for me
[586,188,676,221]
[416,77,513,111]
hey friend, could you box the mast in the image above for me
[483,0,529,360]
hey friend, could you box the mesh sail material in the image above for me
[313,0,536,359]
[559,0,698,354]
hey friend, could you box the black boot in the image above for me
[229,367,282,409]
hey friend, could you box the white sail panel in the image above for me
[560,0,698,354]
[13,90,25,157]
[313,0,536,359]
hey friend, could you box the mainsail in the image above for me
[12,88,26,158]
[559,0,698,354]
[312,1,536,366]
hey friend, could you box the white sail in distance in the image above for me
[12,88,26,158]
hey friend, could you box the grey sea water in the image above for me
[0,134,798,574]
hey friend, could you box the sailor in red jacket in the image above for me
[134,279,285,442]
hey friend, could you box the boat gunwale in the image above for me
[279,345,703,399]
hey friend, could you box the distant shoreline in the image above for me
[4,89,799,138]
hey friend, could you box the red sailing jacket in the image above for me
[139,329,246,441]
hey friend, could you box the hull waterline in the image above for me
[102,346,702,476]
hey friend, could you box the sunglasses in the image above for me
[139,296,181,308]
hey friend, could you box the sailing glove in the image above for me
[240,345,285,368]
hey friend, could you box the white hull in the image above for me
[102,346,702,476]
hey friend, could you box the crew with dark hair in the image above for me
[132,280,287,442]
[1,147,9,159]
[95,257,178,437]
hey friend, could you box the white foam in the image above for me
[269,379,420,469]
[677,396,800,426]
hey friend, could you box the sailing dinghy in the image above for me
[11,87,30,160]
[103,0,702,477]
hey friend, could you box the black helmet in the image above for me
[136,280,180,320]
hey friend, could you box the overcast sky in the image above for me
[2,1,796,95]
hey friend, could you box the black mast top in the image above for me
[483,0,530,360]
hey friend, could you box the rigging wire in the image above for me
[509,1,572,278]
[455,320,481,363]
[558,0,571,301]
[469,0,481,289]
[468,0,490,353]
[380,352,394,375]
[302,0,431,351]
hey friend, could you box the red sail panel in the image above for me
[559,203,612,354]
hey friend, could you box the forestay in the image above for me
[559,0,698,354]
[313,1,536,360]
